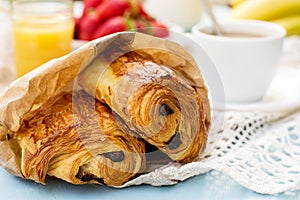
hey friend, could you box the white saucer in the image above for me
[223,67,300,112]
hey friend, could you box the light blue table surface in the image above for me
[0,167,299,200]
[1,3,299,200]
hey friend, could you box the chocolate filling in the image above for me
[75,172,105,184]
[167,132,182,150]
[159,104,174,117]
[102,151,125,162]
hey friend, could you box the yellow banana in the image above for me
[229,0,246,8]
[230,0,300,21]
[272,14,300,36]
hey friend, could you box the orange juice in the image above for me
[12,1,74,77]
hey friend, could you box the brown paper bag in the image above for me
[0,32,210,185]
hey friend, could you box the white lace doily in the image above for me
[1,7,300,194]
[120,36,300,195]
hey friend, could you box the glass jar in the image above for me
[11,0,74,77]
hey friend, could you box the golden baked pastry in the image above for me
[0,33,211,187]
[79,51,208,163]
[8,90,146,186]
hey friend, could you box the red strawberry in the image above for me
[74,17,81,39]
[82,0,104,16]
[136,1,155,21]
[149,21,169,38]
[135,17,151,34]
[96,0,130,22]
[78,11,102,41]
[135,18,169,38]
[84,0,104,8]
[92,16,135,39]
[95,0,144,22]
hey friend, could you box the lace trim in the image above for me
[123,37,300,195]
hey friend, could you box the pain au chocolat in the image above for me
[9,90,146,186]
[79,51,209,163]
[0,33,210,187]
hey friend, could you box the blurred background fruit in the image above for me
[229,0,300,36]
[74,0,169,41]
[272,14,300,36]
[228,0,246,8]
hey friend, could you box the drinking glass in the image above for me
[11,0,74,77]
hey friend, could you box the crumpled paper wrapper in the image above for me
[0,32,210,186]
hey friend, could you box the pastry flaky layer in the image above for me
[79,51,209,163]
[5,49,209,186]
[9,91,146,186]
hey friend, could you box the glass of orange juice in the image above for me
[11,0,74,77]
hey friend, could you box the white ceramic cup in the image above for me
[191,20,286,103]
